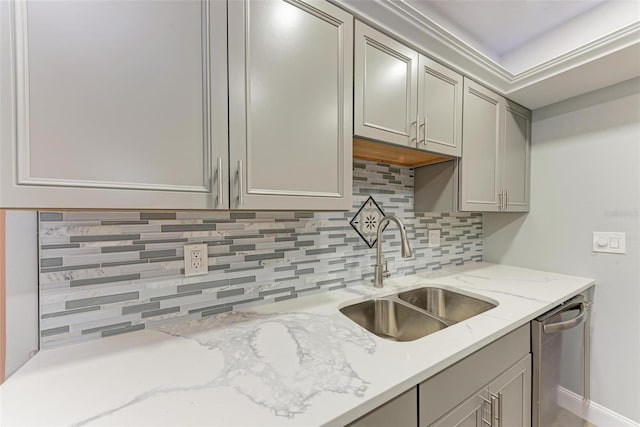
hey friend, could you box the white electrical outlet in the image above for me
[428,229,441,248]
[184,243,208,277]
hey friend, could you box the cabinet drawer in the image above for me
[419,324,530,426]
[349,387,418,427]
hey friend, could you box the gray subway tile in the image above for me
[41,326,70,337]
[177,279,228,293]
[70,273,140,287]
[295,241,314,247]
[41,258,63,268]
[294,268,314,275]
[306,247,337,255]
[122,302,160,315]
[150,290,202,302]
[41,263,101,273]
[101,245,146,253]
[245,253,284,261]
[161,224,216,232]
[259,228,295,235]
[40,212,63,221]
[275,293,297,302]
[140,212,177,220]
[41,243,80,250]
[140,249,176,259]
[101,221,149,225]
[133,238,188,245]
[217,288,245,298]
[71,234,141,243]
[141,306,180,318]
[230,212,256,219]
[230,244,256,252]
[230,276,256,285]
[66,292,139,309]
[82,321,132,335]
[201,306,233,317]
[101,324,145,337]
[41,306,100,319]
[102,260,148,268]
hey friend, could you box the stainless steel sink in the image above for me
[397,287,496,323]
[339,299,448,342]
[340,287,497,341]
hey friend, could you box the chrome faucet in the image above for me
[374,215,413,288]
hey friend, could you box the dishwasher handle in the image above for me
[543,301,586,334]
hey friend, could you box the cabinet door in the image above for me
[228,0,352,210]
[503,101,531,212]
[459,79,502,212]
[417,56,463,157]
[354,21,418,147]
[0,0,228,209]
[488,354,532,427]
[430,392,487,427]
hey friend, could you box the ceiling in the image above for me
[335,0,640,108]
[409,0,607,57]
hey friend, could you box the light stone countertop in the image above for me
[0,262,595,427]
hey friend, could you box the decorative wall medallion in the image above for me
[350,196,386,248]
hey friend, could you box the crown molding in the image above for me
[331,0,640,108]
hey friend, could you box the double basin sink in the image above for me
[340,287,497,342]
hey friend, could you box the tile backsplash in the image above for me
[39,160,482,348]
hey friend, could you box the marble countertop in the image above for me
[0,263,595,427]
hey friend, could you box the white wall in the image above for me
[4,211,38,378]
[484,77,640,422]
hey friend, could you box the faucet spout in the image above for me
[374,215,413,288]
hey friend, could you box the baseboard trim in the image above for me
[557,386,639,427]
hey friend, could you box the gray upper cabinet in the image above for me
[460,79,502,212]
[228,0,353,210]
[460,78,531,212]
[354,21,418,148]
[417,56,463,157]
[0,0,229,209]
[503,101,531,212]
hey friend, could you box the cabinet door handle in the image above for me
[504,190,508,210]
[419,118,426,145]
[497,392,503,427]
[216,157,224,208]
[237,159,243,208]
[410,120,417,145]
[498,191,503,211]
[480,395,492,426]
[490,392,501,427]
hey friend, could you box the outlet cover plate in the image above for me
[184,243,208,277]
[592,232,626,254]
[428,229,441,248]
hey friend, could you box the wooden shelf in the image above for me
[353,138,452,168]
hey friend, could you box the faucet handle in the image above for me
[383,261,391,278]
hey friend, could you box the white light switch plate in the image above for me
[184,243,208,276]
[592,232,626,254]
[428,229,441,248]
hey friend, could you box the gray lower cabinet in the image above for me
[350,325,531,427]
[0,0,229,209]
[348,388,418,427]
[459,78,531,212]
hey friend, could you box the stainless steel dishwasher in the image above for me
[532,291,593,427]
